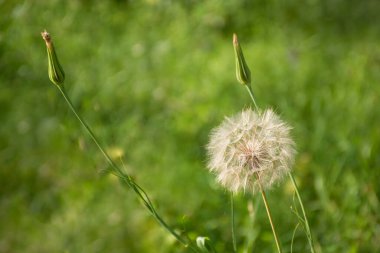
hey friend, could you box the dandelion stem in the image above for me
[230,193,237,253]
[245,85,259,111]
[288,172,316,253]
[244,83,281,252]
[243,80,316,253]
[56,86,201,253]
[255,173,282,253]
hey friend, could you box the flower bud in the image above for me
[41,30,65,86]
[233,33,251,85]
[196,237,215,253]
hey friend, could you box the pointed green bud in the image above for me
[233,33,251,85]
[41,30,65,86]
[196,237,216,253]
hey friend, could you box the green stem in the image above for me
[243,82,316,253]
[290,222,300,253]
[256,173,283,253]
[230,193,237,253]
[245,86,282,252]
[57,86,201,253]
[245,85,258,111]
[58,87,124,179]
[288,172,316,253]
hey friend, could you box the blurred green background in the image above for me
[1,0,379,252]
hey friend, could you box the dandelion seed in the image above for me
[206,108,295,194]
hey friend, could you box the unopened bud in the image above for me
[196,237,216,253]
[41,30,65,86]
[233,33,251,85]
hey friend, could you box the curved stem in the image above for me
[230,193,237,253]
[288,172,315,253]
[291,222,301,253]
[255,173,282,253]
[57,86,200,253]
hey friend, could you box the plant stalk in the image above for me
[288,172,315,253]
[255,173,283,253]
[243,82,316,253]
[230,193,237,253]
[245,85,259,111]
[57,86,201,253]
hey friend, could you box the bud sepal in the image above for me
[233,33,251,85]
[41,30,65,86]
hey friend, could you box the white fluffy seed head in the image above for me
[206,108,296,194]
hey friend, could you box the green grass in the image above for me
[1,1,379,252]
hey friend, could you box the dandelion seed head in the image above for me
[206,108,296,194]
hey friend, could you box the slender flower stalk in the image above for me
[255,173,282,253]
[289,173,316,253]
[233,33,316,253]
[245,85,258,111]
[230,193,237,253]
[41,30,202,253]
